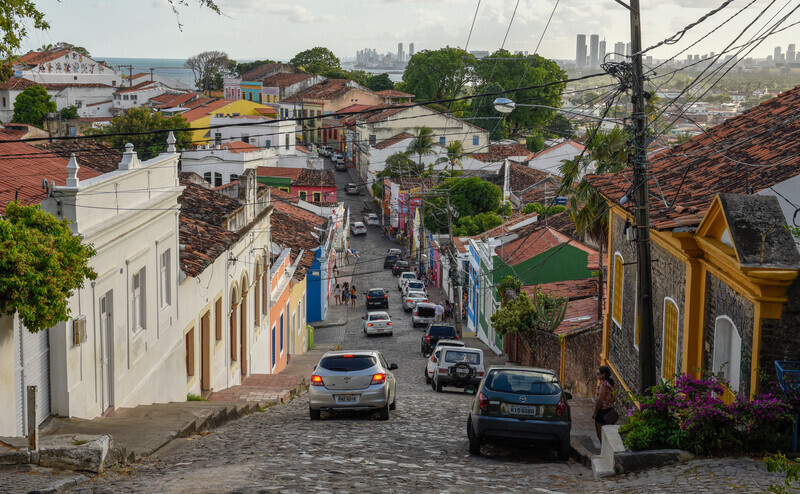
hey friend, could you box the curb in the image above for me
[308,319,347,328]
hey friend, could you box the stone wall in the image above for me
[608,213,640,392]
[703,272,755,396]
[760,276,800,383]
[650,242,687,378]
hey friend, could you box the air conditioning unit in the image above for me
[73,316,87,345]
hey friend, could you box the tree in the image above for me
[467,81,509,140]
[290,47,340,74]
[1,0,219,59]
[59,105,78,119]
[473,50,567,137]
[435,140,465,173]
[92,107,192,160]
[367,73,394,92]
[490,288,568,336]
[0,202,97,333]
[0,63,11,84]
[235,59,275,76]
[377,151,423,179]
[453,212,503,236]
[424,176,503,234]
[12,85,55,127]
[401,47,474,101]
[185,50,235,95]
[39,41,90,57]
[407,126,436,172]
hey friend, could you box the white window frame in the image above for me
[131,267,146,332]
[160,249,171,308]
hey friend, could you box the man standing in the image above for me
[434,302,444,322]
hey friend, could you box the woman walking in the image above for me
[343,282,350,305]
[334,284,342,306]
[350,285,357,306]
[592,365,618,441]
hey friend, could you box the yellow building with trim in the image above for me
[180,99,276,146]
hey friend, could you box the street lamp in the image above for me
[492,97,624,124]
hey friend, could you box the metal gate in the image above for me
[14,325,51,435]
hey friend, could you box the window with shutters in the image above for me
[612,253,623,328]
[662,298,679,380]
[160,249,171,307]
[131,267,146,332]
[185,327,195,378]
[214,298,223,342]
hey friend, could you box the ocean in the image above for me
[98,57,195,86]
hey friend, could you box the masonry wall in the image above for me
[703,272,755,396]
[758,276,800,383]
[650,241,687,378]
[608,213,640,392]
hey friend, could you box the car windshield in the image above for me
[444,351,481,364]
[369,290,385,297]
[368,313,389,321]
[484,370,562,395]
[429,326,456,337]
[386,255,398,261]
[319,355,377,371]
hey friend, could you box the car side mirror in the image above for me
[389,363,398,370]
[564,391,573,400]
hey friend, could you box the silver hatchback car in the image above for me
[309,351,398,420]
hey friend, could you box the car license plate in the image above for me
[508,404,539,416]
[335,394,358,404]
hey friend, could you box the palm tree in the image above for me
[558,125,628,320]
[435,140,465,174]
[406,126,436,174]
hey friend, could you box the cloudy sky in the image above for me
[23,0,800,62]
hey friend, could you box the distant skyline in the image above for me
[24,0,800,63]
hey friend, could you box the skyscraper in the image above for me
[589,34,600,68]
[614,42,625,62]
[598,39,607,65]
[626,42,631,57]
[576,34,587,68]
[775,46,783,64]
[398,43,404,63]
[409,43,415,59]
[788,44,796,63]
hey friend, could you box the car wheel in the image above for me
[379,402,390,420]
[425,374,431,385]
[557,440,571,461]
[389,396,396,411]
[435,379,443,393]
[468,422,481,456]
[309,407,321,421]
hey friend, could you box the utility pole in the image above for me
[627,0,656,393]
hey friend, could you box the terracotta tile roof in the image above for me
[335,104,375,115]
[360,104,409,123]
[374,132,413,150]
[376,89,414,98]
[282,79,372,103]
[586,85,800,230]
[241,63,283,82]
[152,92,199,108]
[295,168,336,187]
[34,139,121,174]
[255,107,278,115]
[260,72,315,87]
[268,187,300,204]
[44,82,111,90]
[257,166,303,181]
[386,176,440,190]
[115,81,157,94]
[522,279,603,335]
[509,162,558,192]
[221,141,261,153]
[478,211,540,239]
[531,278,599,299]
[453,237,469,254]
[0,132,102,214]
[296,144,310,154]
[131,72,149,80]
[470,143,531,163]
[179,99,231,122]
[178,173,240,226]
[86,100,112,107]
[0,77,39,90]
[15,48,72,66]
[270,195,327,279]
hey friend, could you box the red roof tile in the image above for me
[34,139,121,174]
[152,92,199,108]
[179,99,231,122]
[221,141,261,153]
[586,85,800,230]
[522,279,602,335]
[471,143,531,163]
[15,48,72,66]
[241,63,284,82]
[282,79,373,103]
[0,77,39,91]
[257,167,303,181]
[260,72,315,87]
[374,132,413,150]
[376,89,414,98]
[114,81,157,94]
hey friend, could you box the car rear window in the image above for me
[395,262,409,268]
[485,370,562,395]
[369,290,385,297]
[417,306,435,316]
[444,350,481,364]
[429,326,457,337]
[407,282,424,290]
[319,356,377,371]
[368,313,388,321]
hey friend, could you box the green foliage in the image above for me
[490,288,567,335]
[407,126,436,171]
[468,82,509,140]
[371,182,383,199]
[704,93,733,105]
[523,202,565,217]
[499,202,513,217]
[317,67,371,86]
[766,453,800,494]
[435,140,465,172]
[39,41,90,57]
[497,276,522,304]
[547,113,575,139]
[377,151,423,179]
[235,59,276,76]
[291,47,340,74]
[12,85,56,127]
[526,135,545,152]
[402,47,474,101]
[0,203,97,333]
[424,176,503,234]
[0,0,49,59]
[59,105,78,120]
[0,62,12,84]
[92,107,192,161]
[187,393,208,401]
[453,212,502,236]
[367,73,394,92]
[185,50,235,94]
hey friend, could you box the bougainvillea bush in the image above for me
[620,373,795,455]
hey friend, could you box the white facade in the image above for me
[0,85,115,123]
[15,50,121,86]
[527,140,585,176]
[181,146,277,187]
[112,83,171,112]
[209,115,297,152]
[41,142,185,420]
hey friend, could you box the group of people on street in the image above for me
[333,282,357,306]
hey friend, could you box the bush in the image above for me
[620,373,794,455]
[371,182,383,199]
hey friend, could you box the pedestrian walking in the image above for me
[592,365,619,442]
[444,301,453,323]
[343,283,351,305]
[434,303,444,322]
[350,286,357,306]
[334,284,341,305]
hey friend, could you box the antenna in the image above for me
[41,178,50,196]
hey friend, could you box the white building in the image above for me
[112,81,173,114]
[209,115,297,152]
[525,140,586,176]
[12,48,121,86]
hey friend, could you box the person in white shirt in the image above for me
[434,303,444,322]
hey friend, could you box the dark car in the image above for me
[383,254,400,269]
[392,260,410,276]
[366,288,389,309]
[421,324,458,354]
[467,366,572,460]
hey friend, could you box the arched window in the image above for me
[662,298,679,380]
[612,253,624,327]
[713,316,742,392]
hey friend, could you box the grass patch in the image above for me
[187,393,208,401]
[72,440,88,446]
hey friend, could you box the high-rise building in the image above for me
[788,44,796,63]
[409,43,415,58]
[576,34,587,68]
[598,40,607,65]
[398,43,404,63]
[626,42,631,57]
[589,34,600,68]
[775,46,783,64]
[614,42,625,62]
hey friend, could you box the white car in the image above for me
[424,340,467,384]
[319,145,333,157]
[350,222,367,236]
[403,280,427,298]
[363,311,393,336]
[403,291,428,312]
[363,213,380,226]
[397,272,417,291]
[431,346,485,392]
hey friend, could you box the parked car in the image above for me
[308,350,398,421]
[319,145,333,157]
[350,222,367,236]
[363,213,380,226]
[421,324,458,354]
[332,153,345,164]
[363,311,393,336]
[412,302,437,327]
[384,254,400,269]
[403,290,428,312]
[392,261,410,276]
[467,366,572,460]
[397,271,417,289]
[424,340,467,383]
[345,183,359,195]
[431,347,485,392]
[335,161,347,171]
[388,248,402,256]
[366,288,389,309]
[402,280,427,297]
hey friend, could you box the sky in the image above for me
[21,0,800,63]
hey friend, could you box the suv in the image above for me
[319,145,333,157]
[335,161,347,171]
[424,340,466,383]
[392,261,410,276]
[345,183,359,195]
[431,347,485,392]
[397,271,417,290]
[421,324,458,354]
[383,254,400,269]
[366,288,389,309]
